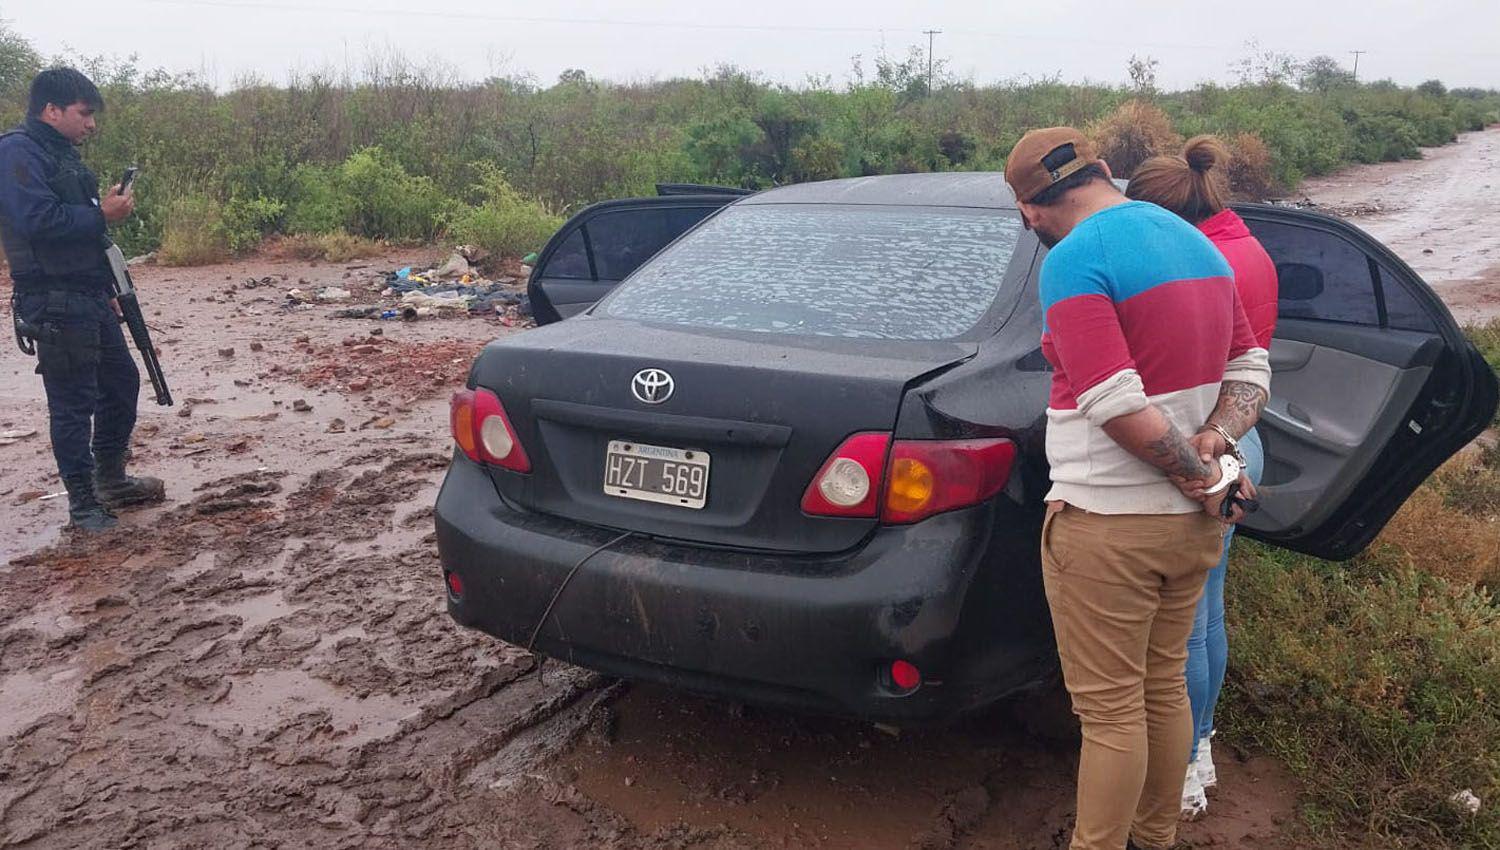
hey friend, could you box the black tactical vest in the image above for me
[0,122,110,286]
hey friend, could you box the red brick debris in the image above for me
[287,336,485,399]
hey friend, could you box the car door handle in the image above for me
[1262,403,1315,434]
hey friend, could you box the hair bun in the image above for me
[1182,135,1228,174]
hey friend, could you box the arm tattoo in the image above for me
[1206,380,1268,439]
[1144,425,1215,480]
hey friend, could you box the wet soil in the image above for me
[1299,124,1500,324]
[0,248,1309,848]
[25,144,1500,845]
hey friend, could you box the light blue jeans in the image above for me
[1186,427,1263,759]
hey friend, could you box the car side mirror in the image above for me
[1276,262,1324,301]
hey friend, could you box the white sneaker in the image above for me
[1181,763,1208,821]
[1194,735,1218,790]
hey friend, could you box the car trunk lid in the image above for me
[470,319,976,553]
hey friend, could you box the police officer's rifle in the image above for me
[103,240,171,406]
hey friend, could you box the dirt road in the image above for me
[25,127,1500,847]
[0,252,1304,847]
[1300,124,1500,323]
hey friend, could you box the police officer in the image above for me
[2,68,165,532]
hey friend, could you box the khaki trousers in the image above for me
[1041,502,1226,850]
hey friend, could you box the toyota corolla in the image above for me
[434,173,1497,723]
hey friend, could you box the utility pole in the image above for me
[1351,50,1366,83]
[923,29,942,96]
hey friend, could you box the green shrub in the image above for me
[1351,114,1422,162]
[448,164,562,258]
[156,193,229,266]
[1,24,1496,260]
[222,195,286,254]
[285,165,349,236]
[337,146,455,241]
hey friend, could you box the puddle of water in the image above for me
[6,596,83,640]
[211,591,295,633]
[190,667,419,747]
[167,550,220,584]
[0,665,82,739]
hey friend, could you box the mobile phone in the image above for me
[119,166,139,195]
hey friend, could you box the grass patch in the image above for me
[1223,543,1500,848]
[156,193,229,267]
[273,231,386,263]
[1469,319,1500,388]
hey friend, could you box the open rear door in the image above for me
[528,195,739,324]
[1238,205,1498,560]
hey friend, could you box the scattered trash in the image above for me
[332,307,386,320]
[1452,789,1482,814]
[315,287,352,302]
[435,251,472,279]
[126,251,156,266]
[38,490,68,501]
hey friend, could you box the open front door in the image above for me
[1237,206,1498,560]
[528,195,738,324]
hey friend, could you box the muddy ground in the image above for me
[1300,124,1500,324]
[4,128,1497,849]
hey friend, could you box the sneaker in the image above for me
[1194,735,1218,790]
[1181,763,1208,821]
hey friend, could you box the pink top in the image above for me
[1197,209,1278,349]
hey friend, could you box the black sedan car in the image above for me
[435,173,1498,723]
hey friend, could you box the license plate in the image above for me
[604,440,710,509]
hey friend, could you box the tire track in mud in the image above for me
[0,448,637,848]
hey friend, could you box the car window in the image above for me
[601,205,1022,340]
[541,227,591,280]
[1378,259,1439,333]
[587,206,720,280]
[1250,219,1380,325]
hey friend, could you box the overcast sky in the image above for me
[6,0,1500,92]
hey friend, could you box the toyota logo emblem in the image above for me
[631,369,675,404]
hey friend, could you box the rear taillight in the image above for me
[449,388,531,473]
[801,433,892,517]
[882,438,1015,524]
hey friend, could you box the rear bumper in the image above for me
[435,453,1055,722]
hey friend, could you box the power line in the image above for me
[1351,49,1367,82]
[144,0,925,35]
[137,1,1500,65]
[923,29,942,96]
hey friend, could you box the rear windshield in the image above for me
[599,204,1023,340]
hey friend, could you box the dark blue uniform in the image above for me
[1,118,140,481]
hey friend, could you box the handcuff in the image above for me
[1200,425,1260,519]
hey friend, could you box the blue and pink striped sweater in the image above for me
[1039,201,1272,514]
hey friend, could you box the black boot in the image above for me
[63,475,118,532]
[93,452,166,508]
